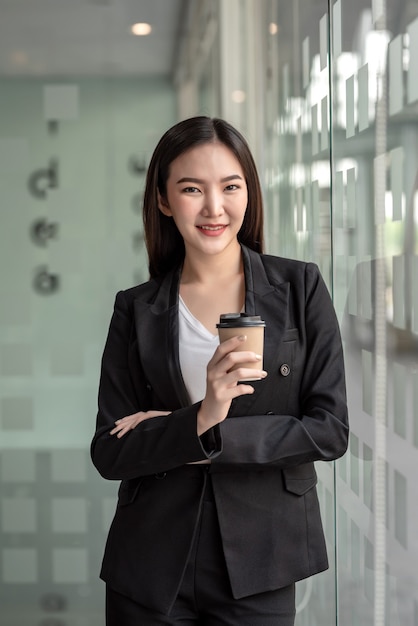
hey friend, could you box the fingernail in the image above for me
[255,354,262,360]
[261,371,268,377]
[238,335,247,341]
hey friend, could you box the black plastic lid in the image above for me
[216,313,266,328]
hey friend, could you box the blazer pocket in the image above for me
[283,463,317,495]
[117,477,143,506]
[282,328,299,342]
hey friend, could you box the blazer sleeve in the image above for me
[90,291,221,481]
[211,263,349,471]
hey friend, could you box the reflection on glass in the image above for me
[263,0,418,624]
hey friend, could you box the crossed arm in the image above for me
[110,334,266,438]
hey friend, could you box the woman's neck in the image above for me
[179,242,245,333]
[181,242,243,285]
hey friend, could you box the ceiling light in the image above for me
[269,23,278,35]
[231,90,246,103]
[131,23,152,36]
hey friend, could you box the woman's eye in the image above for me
[182,186,200,193]
[225,184,239,191]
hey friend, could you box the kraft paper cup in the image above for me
[217,313,266,381]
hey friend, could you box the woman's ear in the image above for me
[157,190,172,217]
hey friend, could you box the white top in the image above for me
[178,296,219,404]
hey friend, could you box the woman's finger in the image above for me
[207,351,263,384]
[224,367,268,386]
[110,421,133,436]
[110,410,172,436]
[208,334,248,367]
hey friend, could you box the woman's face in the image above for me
[158,141,248,261]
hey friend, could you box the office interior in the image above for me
[0,0,418,624]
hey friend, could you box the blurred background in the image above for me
[0,0,418,624]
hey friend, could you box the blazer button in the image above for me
[280,363,291,377]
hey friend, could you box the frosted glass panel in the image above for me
[329,1,418,624]
[372,0,385,23]
[333,0,342,57]
[392,256,406,329]
[2,498,37,533]
[390,147,403,221]
[0,3,177,623]
[358,64,369,132]
[312,104,319,155]
[51,498,88,533]
[362,351,373,415]
[263,1,335,622]
[303,37,310,88]
[2,549,38,584]
[1,397,34,430]
[413,256,418,334]
[52,548,88,584]
[346,75,356,138]
[43,85,80,120]
[389,36,403,115]
[321,96,329,150]
[320,14,328,70]
[346,168,357,229]
[263,1,418,622]
[1,450,36,482]
[394,471,407,548]
[407,16,418,104]
[0,344,32,376]
[393,363,406,438]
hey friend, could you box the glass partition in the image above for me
[261,1,336,623]
[330,1,418,624]
[0,3,177,624]
[258,0,418,623]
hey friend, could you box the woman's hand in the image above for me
[110,410,171,438]
[197,335,267,435]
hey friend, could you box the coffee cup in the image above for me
[216,313,266,381]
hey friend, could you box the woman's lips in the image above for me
[196,225,227,236]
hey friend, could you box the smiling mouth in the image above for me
[197,225,226,231]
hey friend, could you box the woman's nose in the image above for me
[202,190,223,216]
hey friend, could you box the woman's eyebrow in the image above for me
[176,174,243,184]
[221,174,243,182]
[176,177,204,184]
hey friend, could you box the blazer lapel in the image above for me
[236,246,290,412]
[133,267,190,410]
[243,246,289,356]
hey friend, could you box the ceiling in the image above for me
[0,0,188,78]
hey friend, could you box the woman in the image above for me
[91,116,349,625]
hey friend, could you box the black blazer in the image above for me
[91,245,349,615]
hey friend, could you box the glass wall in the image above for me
[261,3,337,621]
[0,4,177,624]
[331,2,418,624]
[256,0,418,624]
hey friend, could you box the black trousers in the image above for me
[106,471,296,626]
